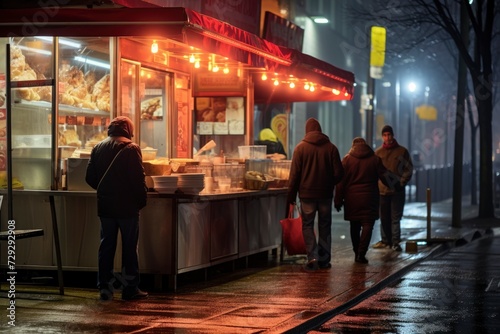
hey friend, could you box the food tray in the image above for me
[245,178,270,190]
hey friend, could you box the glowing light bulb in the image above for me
[332,89,340,95]
[213,64,219,72]
[304,83,310,90]
[151,40,158,54]
[194,60,200,68]
[223,66,229,74]
[189,54,195,63]
[289,82,295,88]
[273,79,279,86]
[261,73,267,81]
[309,85,315,92]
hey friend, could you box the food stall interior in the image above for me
[0,6,355,290]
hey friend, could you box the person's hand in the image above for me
[335,204,342,212]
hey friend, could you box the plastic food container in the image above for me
[141,148,157,161]
[238,145,266,159]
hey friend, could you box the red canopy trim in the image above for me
[0,6,354,103]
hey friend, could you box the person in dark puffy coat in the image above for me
[86,116,148,301]
[287,118,344,271]
[334,137,388,264]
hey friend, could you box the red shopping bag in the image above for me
[280,204,307,255]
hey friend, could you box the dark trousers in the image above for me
[98,216,140,293]
[379,191,405,246]
[350,221,375,257]
[300,198,332,265]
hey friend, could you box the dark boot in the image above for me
[355,254,368,264]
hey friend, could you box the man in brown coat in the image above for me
[287,118,344,271]
[334,137,388,264]
[373,125,413,251]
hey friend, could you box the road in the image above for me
[311,232,500,333]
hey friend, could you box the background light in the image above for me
[311,16,329,24]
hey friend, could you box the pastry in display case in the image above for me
[6,37,112,190]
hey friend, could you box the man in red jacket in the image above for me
[287,118,344,271]
[86,116,148,301]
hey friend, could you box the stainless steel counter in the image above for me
[1,188,287,291]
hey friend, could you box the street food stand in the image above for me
[0,7,354,290]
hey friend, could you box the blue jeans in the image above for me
[98,216,140,293]
[300,198,332,264]
[379,191,405,246]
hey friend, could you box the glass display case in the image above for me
[5,36,112,190]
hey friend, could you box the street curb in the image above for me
[282,228,493,334]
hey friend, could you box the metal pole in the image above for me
[426,188,431,241]
[366,76,375,147]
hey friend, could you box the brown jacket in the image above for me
[375,140,413,195]
[287,118,343,203]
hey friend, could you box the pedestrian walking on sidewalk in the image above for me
[287,118,344,271]
[373,125,413,251]
[86,116,148,301]
[334,137,388,264]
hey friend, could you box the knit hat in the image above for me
[352,137,366,145]
[381,125,394,135]
[305,118,322,133]
[108,116,134,139]
[259,128,277,142]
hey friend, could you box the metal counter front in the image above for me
[0,188,287,290]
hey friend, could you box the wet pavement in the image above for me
[314,230,500,333]
[1,196,499,333]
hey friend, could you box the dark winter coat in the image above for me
[334,141,387,221]
[287,118,344,203]
[86,117,147,218]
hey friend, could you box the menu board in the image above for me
[195,97,244,135]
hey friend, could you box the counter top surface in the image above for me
[2,188,288,199]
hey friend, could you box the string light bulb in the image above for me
[223,65,229,74]
[261,73,268,81]
[194,60,200,68]
[332,89,340,95]
[273,79,279,86]
[304,83,310,90]
[151,40,158,54]
[189,54,195,63]
[289,82,295,88]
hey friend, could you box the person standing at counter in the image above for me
[85,116,148,301]
[255,128,287,159]
[287,118,344,271]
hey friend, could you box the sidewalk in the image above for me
[1,198,499,333]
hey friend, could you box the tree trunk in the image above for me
[466,95,478,205]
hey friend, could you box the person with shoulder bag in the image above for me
[86,116,148,301]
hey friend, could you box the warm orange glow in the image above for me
[332,89,340,95]
[289,82,295,88]
[189,54,195,63]
[194,60,200,68]
[273,79,279,86]
[304,83,310,90]
[261,73,268,80]
[151,40,158,54]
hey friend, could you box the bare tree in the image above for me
[350,0,498,218]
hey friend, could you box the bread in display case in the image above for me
[7,37,112,190]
